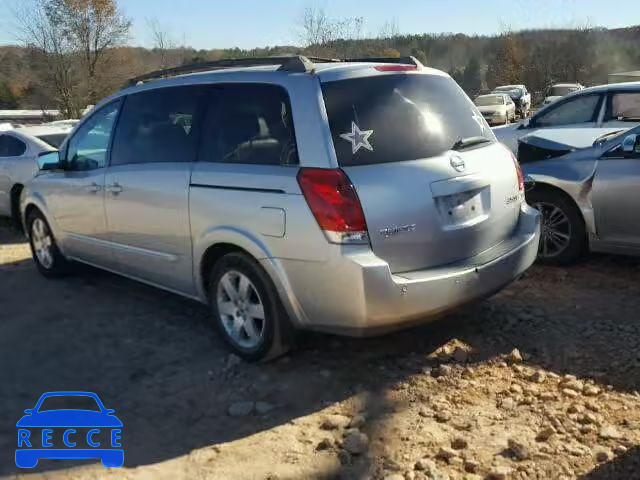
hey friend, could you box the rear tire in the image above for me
[527,189,586,265]
[27,210,71,277]
[208,252,293,362]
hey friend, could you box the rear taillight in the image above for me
[374,64,418,72]
[512,152,525,192]
[297,168,369,244]
[500,144,524,192]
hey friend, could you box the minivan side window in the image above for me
[533,94,601,128]
[66,100,121,171]
[0,135,27,157]
[111,86,204,166]
[201,84,298,165]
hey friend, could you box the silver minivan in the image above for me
[23,56,540,361]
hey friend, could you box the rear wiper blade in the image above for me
[451,136,491,151]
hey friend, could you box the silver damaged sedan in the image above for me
[521,125,640,264]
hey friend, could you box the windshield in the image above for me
[36,134,67,148]
[475,95,504,106]
[38,395,101,412]
[494,86,523,98]
[549,86,579,97]
[321,74,493,167]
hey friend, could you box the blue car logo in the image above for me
[16,391,123,468]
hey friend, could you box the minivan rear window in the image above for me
[321,74,493,167]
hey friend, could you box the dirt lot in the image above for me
[1,218,640,480]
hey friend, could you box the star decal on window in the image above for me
[339,121,374,154]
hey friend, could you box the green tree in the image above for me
[462,56,482,95]
[486,35,523,88]
[0,82,19,109]
[449,67,464,86]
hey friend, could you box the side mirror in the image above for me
[105,409,115,414]
[621,134,638,153]
[24,409,34,414]
[518,119,530,130]
[37,150,61,171]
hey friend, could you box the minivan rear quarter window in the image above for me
[200,84,298,166]
[322,74,492,167]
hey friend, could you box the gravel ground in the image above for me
[1,218,639,480]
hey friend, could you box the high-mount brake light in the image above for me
[374,65,418,72]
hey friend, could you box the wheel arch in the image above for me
[193,227,305,327]
[10,183,24,225]
[200,242,253,295]
[21,193,59,239]
[194,226,276,298]
[527,181,589,233]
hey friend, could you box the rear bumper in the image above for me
[269,203,540,335]
[484,115,506,125]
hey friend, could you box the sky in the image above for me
[0,0,638,50]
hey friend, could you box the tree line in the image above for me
[0,2,639,115]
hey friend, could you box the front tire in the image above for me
[527,189,586,265]
[27,210,70,277]
[208,252,293,361]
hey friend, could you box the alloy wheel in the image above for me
[216,270,266,349]
[531,201,572,259]
[31,218,54,269]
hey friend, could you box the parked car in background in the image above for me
[543,83,584,105]
[0,125,71,222]
[44,119,80,129]
[22,55,540,361]
[495,82,640,153]
[493,85,531,118]
[474,93,516,125]
[521,124,640,264]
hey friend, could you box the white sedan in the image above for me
[0,125,71,222]
[474,93,516,126]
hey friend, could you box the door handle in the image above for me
[86,182,101,193]
[106,182,123,195]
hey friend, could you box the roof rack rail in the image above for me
[124,55,316,88]
[344,56,423,67]
[304,56,343,63]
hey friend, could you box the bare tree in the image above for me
[298,7,364,56]
[378,19,399,42]
[147,17,177,69]
[12,0,81,117]
[46,0,131,104]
